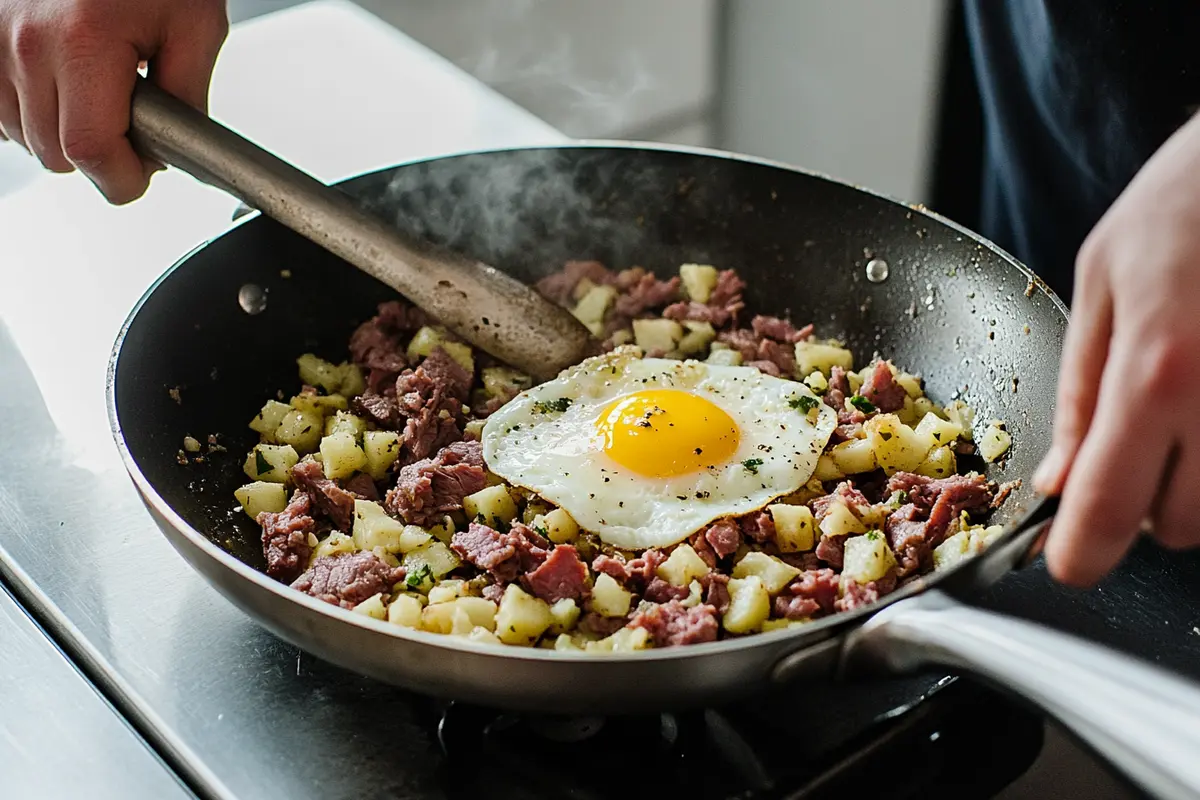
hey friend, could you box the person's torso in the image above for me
[963,0,1200,299]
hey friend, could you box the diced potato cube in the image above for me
[866,414,934,476]
[402,541,461,580]
[970,524,1005,551]
[814,453,843,482]
[677,321,716,356]
[913,397,943,422]
[723,576,771,634]
[352,500,403,552]
[463,484,519,528]
[496,584,554,646]
[586,626,652,652]
[896,396,918,426]
[235,481,287,519]
[932,530,971,571]
[297,353,343,394]
[427,581,465,604]
[440,341,474,374]
[406,326,446,362]
[249,399,292,443]
[706,348,743,366]
[895,371,924,398]
[610,329,634,346]
[847,371,864,395]
[339,363,366,398]
[572,277,598,302]
[427,517,455,544]
[591,573,633,618]
[352,592,387,620]
[680,263,719,302]
[363,430,401,480]
[915,445,957,478]
[915,412,964,447]
[732,551,801,594]
[243,444,299,484]
[540,508,579,544]
[548,598,581,634]
[842,531,899,584]
[656,544,711,586]
[274,409,323,454]
[803,370,828,393]
[324,410,369,440]
[554,633,583,652]
[453,597,498,632]
[761,618,812,631]
[830,438,878,475]
[979,420,1012,462]
[945,400,976,439]
[818,501,868,539]
[572,284,618,326]
[387,593,424,628]
[769,503,815,552]
[313,531,356,560]
[319,432,367,480]
[633,318,684,353]
[680,580,704,608]
[420,601,457,634]
[463,419,487,441]
[290,392,347,416]
[465,627,503,645]
[482,367,532,398]
[794,341,854,378]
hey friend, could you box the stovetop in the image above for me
[422,676,1044,800]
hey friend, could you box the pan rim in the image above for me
[105,141,1068,665]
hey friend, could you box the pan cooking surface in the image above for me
[109,144,1067,708]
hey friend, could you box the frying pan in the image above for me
[107,142,1200,799]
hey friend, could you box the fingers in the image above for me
[1154,442,1196,550]
[1034,264,1113,495]
[150,8,228,113]
[1042,345,1174,586]
[17,78,71,172]
[56,39,146,204]
[0,81,25,148]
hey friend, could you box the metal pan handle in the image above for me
[844,590,1200,800]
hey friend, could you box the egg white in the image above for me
[481,347,837,550]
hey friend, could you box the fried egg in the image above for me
[481,346,837,550]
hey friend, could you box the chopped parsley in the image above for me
[534,523,549,538]
[532,397,573,414]
[254,450,272,476]
[741,458,764,475]
[866,530,883,542]
[405,564,433,588]
[849,395,876,413]
[788,395,819,413]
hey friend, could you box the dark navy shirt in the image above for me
[963,0,1200,301]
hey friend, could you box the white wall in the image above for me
[719,0,949,204]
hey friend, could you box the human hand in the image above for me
[0,0,227,203]
[1034,110,1200,585]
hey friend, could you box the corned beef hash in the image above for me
[229,262,1017,651]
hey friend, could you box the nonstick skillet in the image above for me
[107,143,1200,800]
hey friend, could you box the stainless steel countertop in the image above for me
[0,583,193,799]
[0,3,561,798]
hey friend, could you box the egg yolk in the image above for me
[595,389,741,478]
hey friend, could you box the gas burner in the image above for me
[426,678,1045,800]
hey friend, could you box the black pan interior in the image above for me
[113,145,1067,582]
